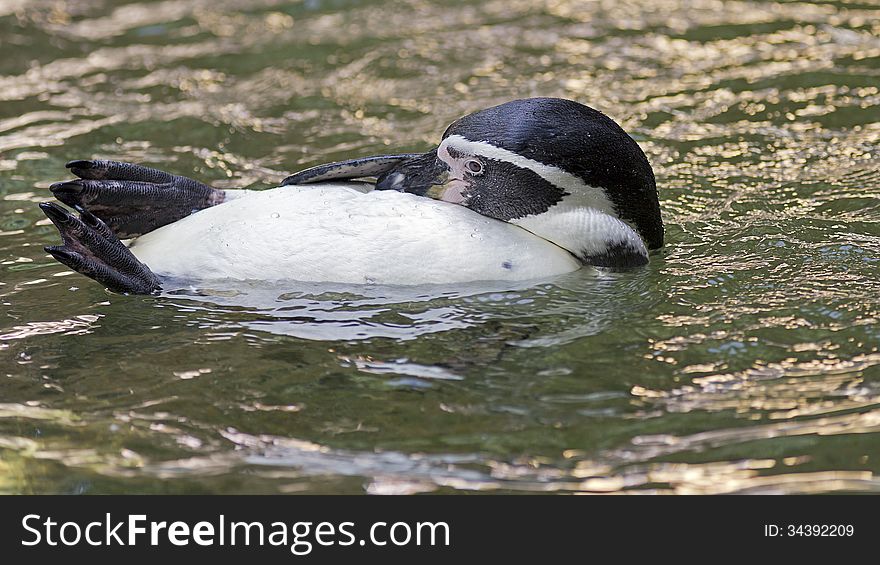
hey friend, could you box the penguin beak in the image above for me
[281,148,465,203]
[375,150,454,197]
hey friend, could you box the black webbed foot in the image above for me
[50,160,226,238]
[40,202,161,295]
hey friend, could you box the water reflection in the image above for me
[152,270,652,342]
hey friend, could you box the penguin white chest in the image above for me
[128,184,580,285]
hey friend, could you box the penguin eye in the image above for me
[465,159,484,175]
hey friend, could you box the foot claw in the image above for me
[43,244,67,257]
[49,181,84,208]
[44,245,81,267]
[65,159,94,171]
[39,201,74,225]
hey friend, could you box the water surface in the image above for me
[1,0,879,494]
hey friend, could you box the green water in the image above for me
[2,0,879,494]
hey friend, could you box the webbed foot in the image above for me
[40,202,161,294]
[50,160,225,238]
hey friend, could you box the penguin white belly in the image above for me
[129,184,581,284]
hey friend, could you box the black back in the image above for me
[443,98,663,249]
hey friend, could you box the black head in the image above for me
[378,98,663,251]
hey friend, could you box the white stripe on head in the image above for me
[438,134,617,218]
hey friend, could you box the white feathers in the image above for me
[129,184,581,285]
[512,203,647,259]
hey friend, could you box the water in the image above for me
[2,0,879,494]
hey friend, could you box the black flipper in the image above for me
[281,154,422,186]
[40,202,161,295]
[51,160,226,238]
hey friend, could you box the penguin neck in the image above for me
[511,202,650,268]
